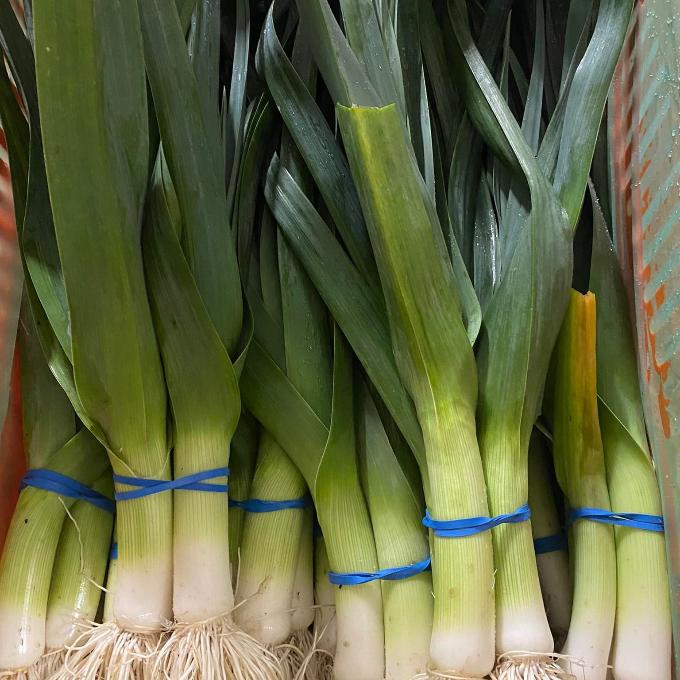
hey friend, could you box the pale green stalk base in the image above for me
[608,528,671,680]
[382,575,432,679]
[318,463,384,680]
[111,489,173,630]
[46,475,113,649]
[560,522,615,680]
[424,420,495,676]
[483,435,554,657]
[290,510,315,632]
[235,434,306,645]
[602,411,671,680]
[313,537,336,654]
[333,582,384,680]
[171,432,231,624]
[0,489,66,670]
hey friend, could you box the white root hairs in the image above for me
[0,649,64,680]
[154,613,283,680]
[274,627,334,680]
[61,621,163,680]
[490,651,579,680]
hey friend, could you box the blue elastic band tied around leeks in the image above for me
[113,466,229,501]
[422,503,531,537]
[328,555,431,586]
[110,542,118,560]
[569,507,664,532]
[228,496,311,513]
[534,533,568,555]
[21,469,115,514]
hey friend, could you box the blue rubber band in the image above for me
[110,542,118,560]
[423,503,531,537]
[569,507,664,532]
[534,533,567,555]
[113,467,229,501]
[228,496,311,512]
[21,469,114,514]
[328,556,431,586]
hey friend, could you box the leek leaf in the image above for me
[142,162,241,473]
[314,330,378,570]
[338,0,404,115]
[588,187,647,455]
[224,0,249,219]
[189,0,221,142]
[0,5,70,356]
[258,8,377,284]
[418,0,460,160]
[234,97,277,282]
[241,341,328,489]
[138,0,242,355]
[552,0,634,230]
[396,0,423,166]
[264,155,423,464]
[18,295,75,470]
[35,0,167,472]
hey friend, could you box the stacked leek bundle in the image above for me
[0,1,672,680]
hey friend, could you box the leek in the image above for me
[32,1,174,673]
[551,291,616,680]
[337,102,494,676]
[589,190,672,680]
